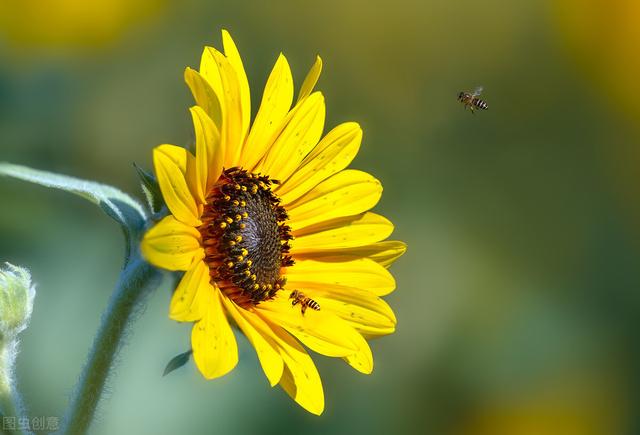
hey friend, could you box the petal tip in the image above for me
[276,52,290,67]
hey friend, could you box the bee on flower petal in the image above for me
[289,290,320,315]
[458,86,488,113]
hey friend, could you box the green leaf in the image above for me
[163,350,192,376]
[0,163,147,261]
[133,163,165,215]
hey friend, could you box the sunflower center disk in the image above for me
[200,167,293,307]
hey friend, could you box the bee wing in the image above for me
[472,86,483,97]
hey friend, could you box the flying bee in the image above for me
[289,290,320,315]
[458,86,488,113]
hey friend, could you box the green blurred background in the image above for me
[1,0,639,434]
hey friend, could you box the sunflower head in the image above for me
[199,167,292,306]
[141,29,406,415]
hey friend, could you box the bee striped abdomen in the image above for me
[472,98,488,110]
[306,299,320,311]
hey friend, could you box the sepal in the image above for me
[134,163,166,216]
[162,350,192,377]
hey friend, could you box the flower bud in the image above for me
[0,263,35,339]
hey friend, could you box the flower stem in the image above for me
[58,253,161,435]
[0,341,29,435]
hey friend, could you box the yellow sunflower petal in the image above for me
[184,67,223,129]
[264,322,324,415]
[222,30,251,143]
[199,47,224,107]
[285,169,382,230]
[140,215,203,271]
[153,144,200,226]
[259,92,325,183]
[277,122,362,203]
[365,240,407,267]
[257,293,361,357]
[242,54,294,170]
[190,106,223,199]
[278,366,300,409]
[291,212,393,254]
[191,289,238,379]
[297,240,407,268]
[222,297,284,387]
[285,258,396,296]
[279,364,323,415]
[234,308,324,414]
[297,55,322,103]
[169,260,210,322]
[207,48,244,168]
[311,288,396,338]
[154,144,189,175]
[343,334,373,374]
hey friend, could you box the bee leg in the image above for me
[301,304,307,315]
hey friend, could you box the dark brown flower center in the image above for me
[199,167,293,307]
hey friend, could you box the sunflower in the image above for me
[141,30,406,415]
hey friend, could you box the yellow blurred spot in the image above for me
[552,0,640,117]
[0,0,167,52]
[454,370,628,435]
[552,0,640,230]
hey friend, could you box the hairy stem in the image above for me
[58,253,161,435]
[0,341,29,435]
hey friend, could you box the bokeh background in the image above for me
[1,1,639,434]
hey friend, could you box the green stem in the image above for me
[0,341,28,435]
[58,253,161,435]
